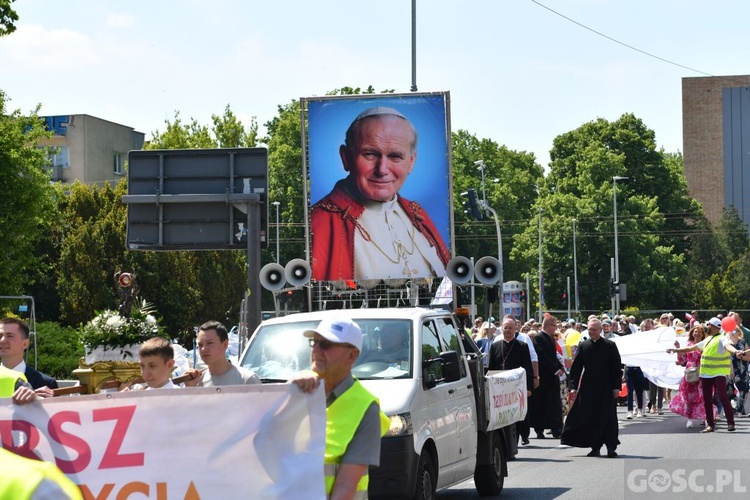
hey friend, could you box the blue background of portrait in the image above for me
[307,94,451,249]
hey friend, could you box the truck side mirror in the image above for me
[422,357,443,390]
[439,351,461,383]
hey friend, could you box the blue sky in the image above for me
[2,0,748,168]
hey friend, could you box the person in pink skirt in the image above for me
[669,324,715,428]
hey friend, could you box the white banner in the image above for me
[0,384,327,499]
[484,368,528,431]
[613,327,685,390]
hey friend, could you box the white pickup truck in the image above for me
[238,307,521,498]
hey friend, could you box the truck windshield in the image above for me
[239,319,413,381]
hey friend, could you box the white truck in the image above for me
[238,307,521,498]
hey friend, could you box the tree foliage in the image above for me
[0,0,18,37]
[57,181,126,326]
[511,114,697,313]
[0,91,56,296]
[451,130,543,290]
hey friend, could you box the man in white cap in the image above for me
[291,317,389,499]
[667,317,742,432]
[311,107,450,281]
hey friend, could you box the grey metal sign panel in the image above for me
[124,148,268,251]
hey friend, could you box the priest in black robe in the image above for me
[529,314,565,439]
[560,317,623,458]
[488,317,533,445]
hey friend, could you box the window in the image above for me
[436,317,466,377]
[421,321,444,384]
[49,146,69,168]
[114,153,126,175]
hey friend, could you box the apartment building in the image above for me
[40,114,145,187]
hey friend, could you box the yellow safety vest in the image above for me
[324,379,390,499]
[700,334,731,377]
[0,366,26,398]
[0,448,83,499]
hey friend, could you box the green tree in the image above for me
[57,181,126,326]
[689,207,750,310]
[147,111,215,149]
[0,91,56,296]
[716,206,750,263]
[451,130,543,306]
[512,114,693,313]
[0,0,18,36]
[27,183,69,320]
[212,105,258,148]
[264,99,305,267]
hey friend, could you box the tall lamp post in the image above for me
[474,160,487,217]
[538,208,543,321]
[272,201,281,263]
[612,176,628,314]
[572,218,579,315]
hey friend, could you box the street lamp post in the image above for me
[272,201,281,264]
[538,208,543,321]
[474,160,487,217]
[477,200,503,314]
[572,218,579,314]
[612,176,628,314]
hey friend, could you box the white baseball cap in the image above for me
[303,317,363,351]
[707,317,722,329]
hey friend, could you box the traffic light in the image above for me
[487,285,498,304]
[461,188,482,220]
[610,280,620,297]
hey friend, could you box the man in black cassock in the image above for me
[561,317,623,458]
[488,317,533,445]
[530,314,565,439]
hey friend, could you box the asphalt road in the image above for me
[439,404,750,499]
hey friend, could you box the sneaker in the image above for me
[521,438,530,445]
[636,410,643,418]
[686,420,694,428]
[701,426,714,433]
[728,425,736,432]
[658,409,664,415]
[626,411,633,420]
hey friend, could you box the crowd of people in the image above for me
[468,309,750,456]
[1,316,385,499]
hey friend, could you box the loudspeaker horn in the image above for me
[285,258,311,287]
[446,256,474,284]
[260,263,286,291]
[474,256,501,285]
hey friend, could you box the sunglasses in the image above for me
[309,338,353,350]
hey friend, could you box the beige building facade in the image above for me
[683,75,750,225]
[40,114,145,187]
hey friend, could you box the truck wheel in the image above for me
[474,433,505,496]
[413,452,436,500]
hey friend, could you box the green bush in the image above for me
[27,321,83,381]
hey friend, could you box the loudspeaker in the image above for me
[285,258,311,287]
[260,263,286,291]
[474,256,501,285]
[446,256,474,285]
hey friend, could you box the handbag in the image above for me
[685,366,700,383]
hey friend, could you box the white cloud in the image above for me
[0,24,99,70]
[105,13,135,28]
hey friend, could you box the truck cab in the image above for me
[239,307,512,498]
